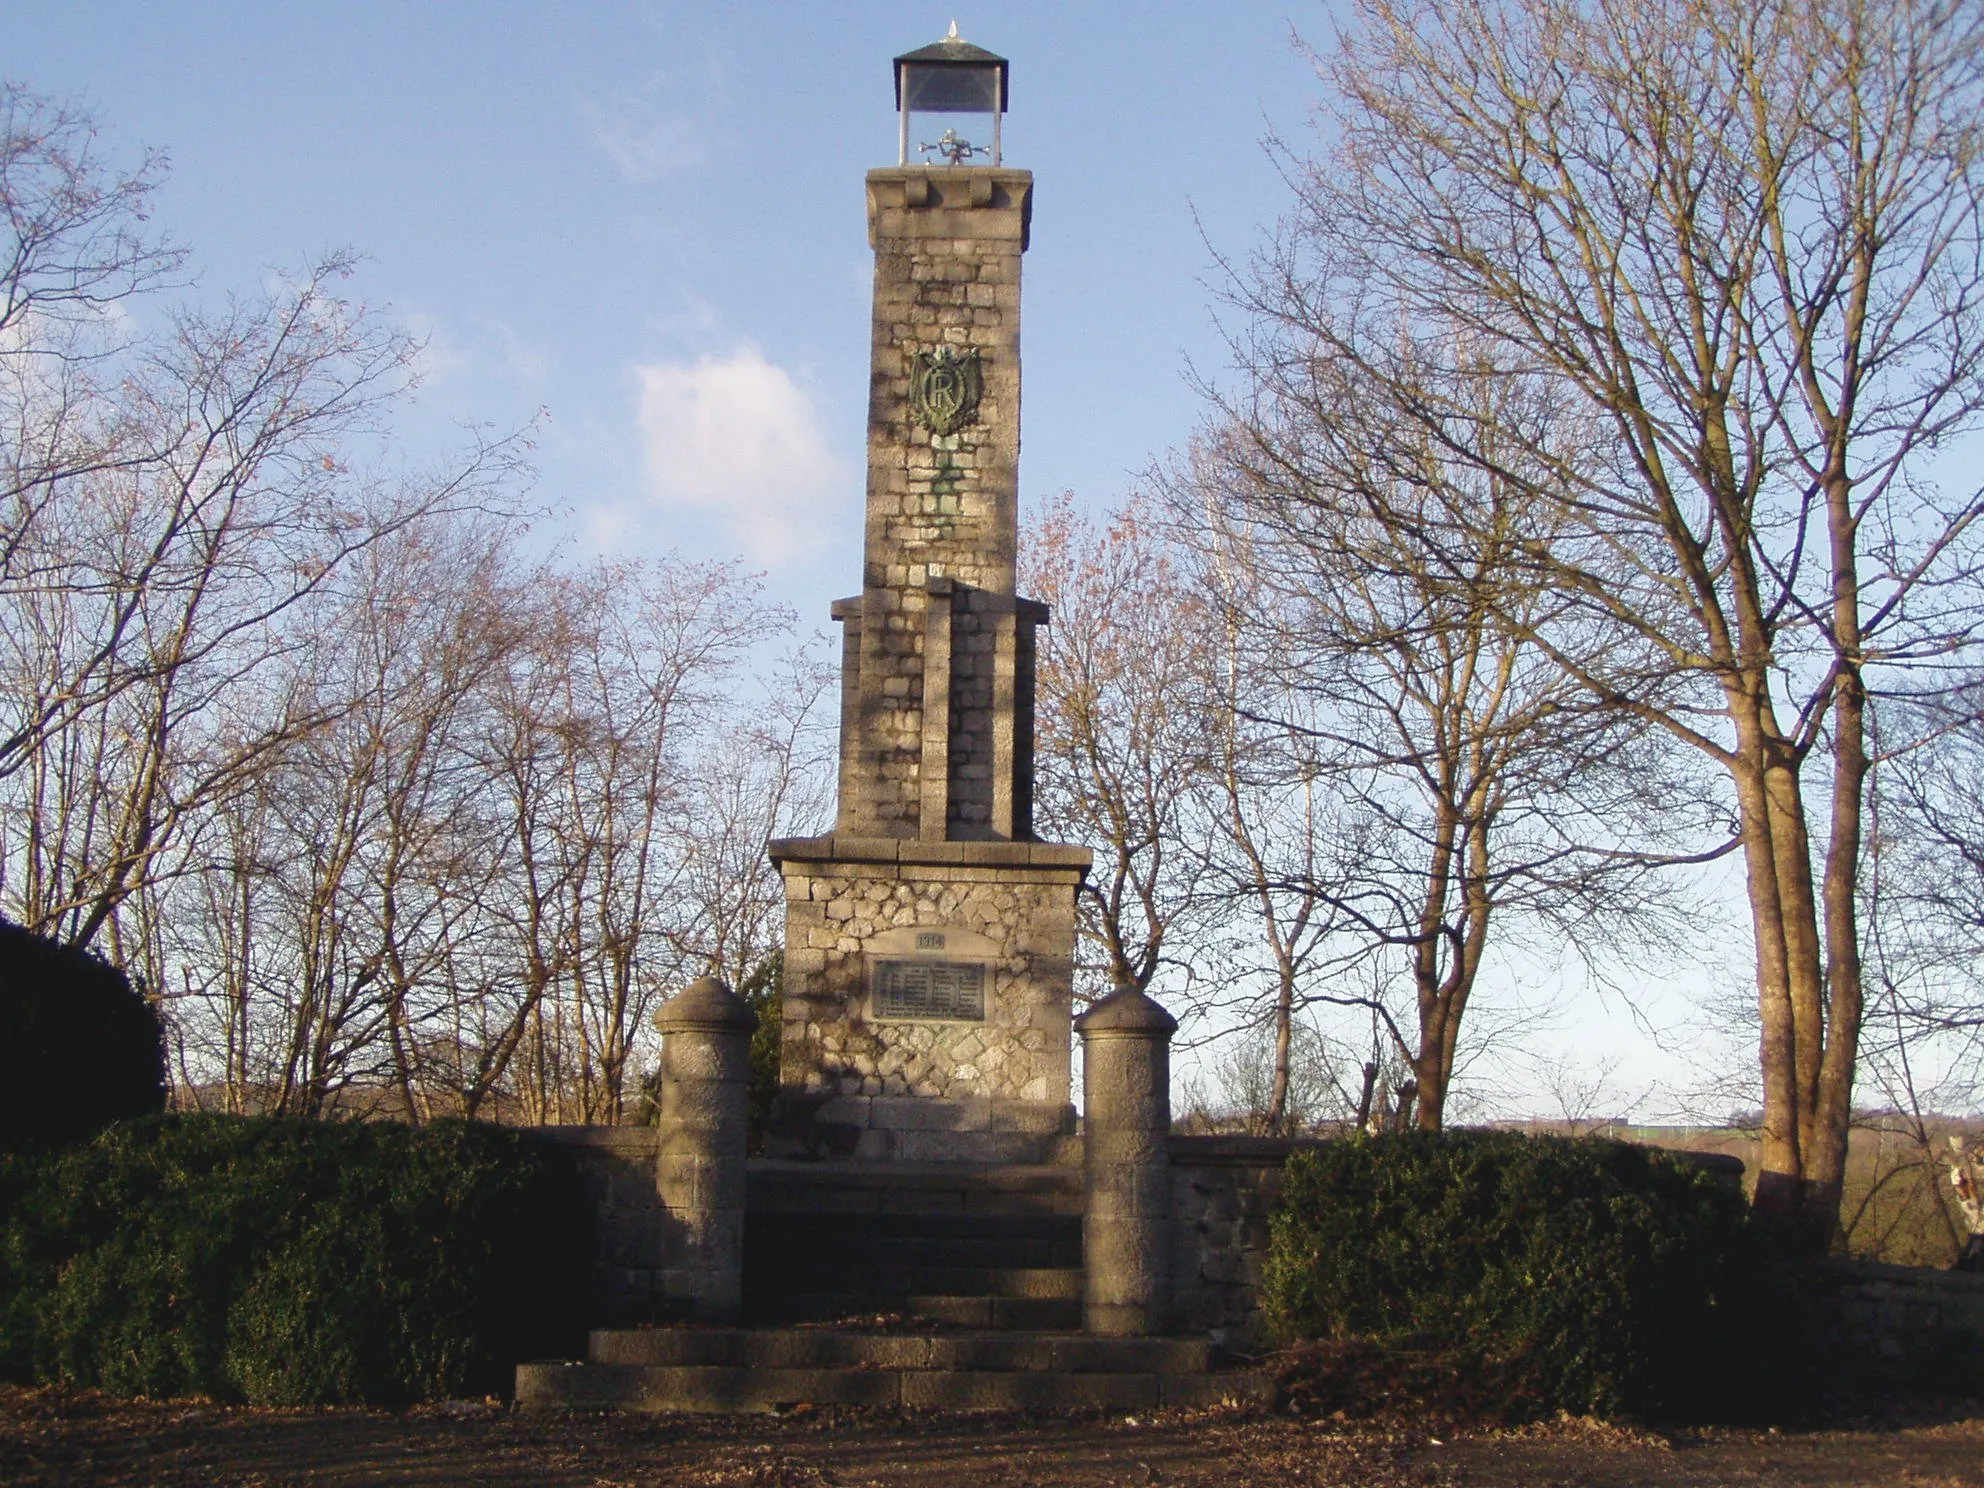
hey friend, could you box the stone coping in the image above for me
[1660,1148,1748,1181]
[1169,1134,1325,1167]
[865,166,1034,252]
[528,1125,661,1150]
[770,833,1092,872]
[1804,1254,1984,1291]
[653,976,757,1034]
[526,1125,1749,1181]
[831,588,1050,624]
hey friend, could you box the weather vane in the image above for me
[918,127,987,166]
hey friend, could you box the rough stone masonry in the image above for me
[769,165,1092,1164]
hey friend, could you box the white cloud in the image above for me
[402,312,470,390]
[400,309,553,394]
[585,102,709,182]
[632,347,850,564]
[581,58,727,184]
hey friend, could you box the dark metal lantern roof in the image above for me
[894,29,1009,112]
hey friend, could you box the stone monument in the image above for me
[768,28,1092,1164]
[520,44,1284,1411]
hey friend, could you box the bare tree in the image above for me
[0,84,179,341]
[484,557,791,1123]
[1198,1014,1358,1135]
[1022,493,1224,1001]
[151,541,802,1123]
[1231,0,1984,1245]
[0,90,531,961]
[1,82,181,560]
[666,646,835,993]
[0,116,527,954]
[1181,575,1357,1134]
[1174,407,1707,1131]
[1865,698,1984,1069]
[151,516,532,1116]
[1843,695,1984,1263]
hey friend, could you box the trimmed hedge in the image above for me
[0,919,165,1145]
[0,1115,590,1406]
[1262,1131,1780,1421]
[739,953,783,1154]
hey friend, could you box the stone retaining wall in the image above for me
[537,1124,1984,1372]
[538,1127,1295,1342]
[1167,1136,1314,1349]
[1805,1256,1984,1374]
[532,1126,667,1324]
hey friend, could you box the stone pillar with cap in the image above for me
[650,976,756,1320]
[1075,984,1177,1336]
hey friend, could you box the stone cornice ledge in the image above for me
[770,833,1092,875]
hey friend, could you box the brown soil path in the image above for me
[4,1387,1981,1487]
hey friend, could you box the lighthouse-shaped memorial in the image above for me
[768,27,1092,1163]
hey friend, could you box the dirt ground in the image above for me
[4,1386,1982,1488]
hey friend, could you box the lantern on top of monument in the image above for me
[895,22,1009,168]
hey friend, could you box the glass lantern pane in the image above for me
[902,63,1001,114]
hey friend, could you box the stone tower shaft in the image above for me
[834,167,1042,843]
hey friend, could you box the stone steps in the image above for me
[753,1292,1083,1331]
[762,1265,1083,1300]
[587,1327,1216,1371]
[753,1211,1088,1241]
[750,1216,1084,1263]
[516,1328,1270,1414]
[792,1234,1084,1268]
[745,1164,1085,1332]
[747,1159,1084,1216]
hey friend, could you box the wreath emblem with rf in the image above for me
[908,345,983,436]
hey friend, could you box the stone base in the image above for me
[763,1093,1077,1165]
[772,833,1091,1116]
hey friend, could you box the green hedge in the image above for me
[1262,1131,1780,1421]
[0,1115,590,1406]
[740,953,783,1154]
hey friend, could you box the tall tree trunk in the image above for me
[1265,971,1295,1135]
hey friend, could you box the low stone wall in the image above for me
[1167,1135,1317,1349]
[1805,1256,1984,1376]
[531,1126,668,1324]
[541,1124,1903,1357]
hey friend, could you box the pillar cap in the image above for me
[653,976,758,1035]
[1074,984,1177,1038]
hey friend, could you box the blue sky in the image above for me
[10,2,1325,620]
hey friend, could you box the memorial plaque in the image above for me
[873,959,986,1020]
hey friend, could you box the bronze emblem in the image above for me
[907,346,982,435]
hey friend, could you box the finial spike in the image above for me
[947,20,959,39]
